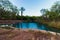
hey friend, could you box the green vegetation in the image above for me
[40,1,60,21]
[0,0,19,20]
[40,1,60,29]
[20,7,25,16]
[0,0,60,29]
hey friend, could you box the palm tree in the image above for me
[19,7,25,28]
[20,7,25,16]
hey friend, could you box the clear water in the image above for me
[13,22,60,33]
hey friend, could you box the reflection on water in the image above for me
[14,22,60,33]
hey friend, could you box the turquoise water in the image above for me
[14,22,60,33]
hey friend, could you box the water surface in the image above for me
[14,22,60,33]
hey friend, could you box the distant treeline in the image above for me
[0,0,42,21]
[0,0,60,21]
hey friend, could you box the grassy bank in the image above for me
[40,20,60,29]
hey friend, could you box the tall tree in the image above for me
[51,1,60,14]
[20,7,25,16]
[0,0,19,14]
[40,1,60,20]
[40,9,48,16]
[0,0,19,19]
[40,9,49,18]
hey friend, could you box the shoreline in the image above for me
[0,28,60,40]
[1,27,60,36]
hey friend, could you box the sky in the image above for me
[9,0,60,16]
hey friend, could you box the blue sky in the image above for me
[9,0,59,16]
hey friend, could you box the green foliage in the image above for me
[51,1,60,13]
[40,1,60,21]
[40,1,60,29]
[40,9,48,15]
[0,0,19,20]
[0,0,19,14]
[20,7,25,16]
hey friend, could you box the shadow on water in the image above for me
[13,22,60,33]
[26,22,29,28]
[37,23,46,30]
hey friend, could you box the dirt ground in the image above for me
[0,28,60,40]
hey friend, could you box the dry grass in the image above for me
[0,28,60,40]
[48,21,60,28]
